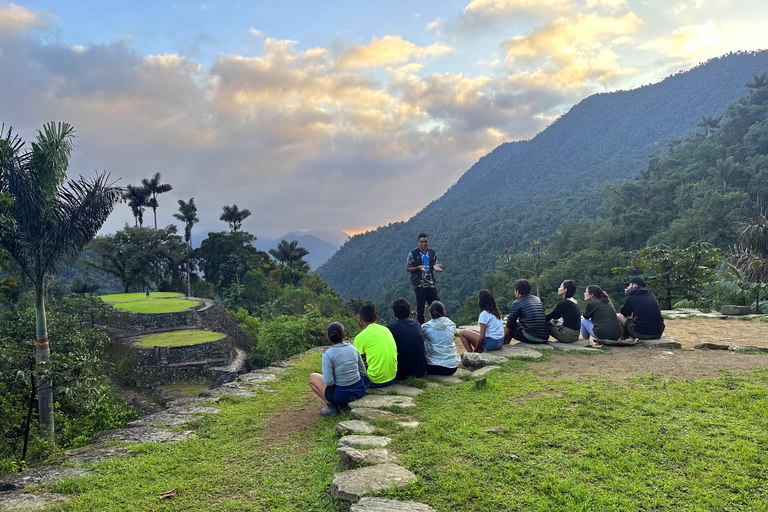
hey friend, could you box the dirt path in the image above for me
[664,317,768,349]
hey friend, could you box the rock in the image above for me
[745,346,768,353]
[337,447,396,467]
[0,465,91,491]
[640,338,682,349]
[511,342,554,350]
[210,371,238,389]
[263,365,288,373]
[93,426,195,444]
[200,381,272,397]
[397,421,421,428]
[350,497,437,512]
[0,492,71,511]
[594,338,637,347]
[337,420,376,435]
[424,374,462,384]
[348,395,415,409]
[128,411,198,428]
[486,426,509,434]
[695,343,730,350]
[548,341,602,352]
[368,385,423,397]
[461,352,507,369]
[471,366,500,378]
[165,396,219,408]
[350,408,413,423]
[56,445,131,465]
[337,435,391,449]
[455,368,472,377]
[238,371,278,383]
[330,464,417,501]
[474,378,487,388]
[496,345,544,359]
[720,305,752,315]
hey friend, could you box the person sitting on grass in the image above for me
[581,285,622,342]
[503,279,550,344]
[422,301,461,376]
[546,280,581,343]
[354,304,397,388]
[309,322,366,417]
[459,290,505,353]
[387,297,427,380]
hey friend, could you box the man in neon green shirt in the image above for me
[354,304,397,388]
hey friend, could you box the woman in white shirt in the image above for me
[459,290,505,353]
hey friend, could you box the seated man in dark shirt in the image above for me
[387,297,427,380]
[503,279,550,344]
[618,277,665,340]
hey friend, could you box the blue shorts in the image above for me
[324,379,366,407]
[482,336,504,351]
[362,376,395,388]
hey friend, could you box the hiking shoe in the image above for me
[321,403,339,416]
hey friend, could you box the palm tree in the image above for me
[173,198,199,296]
[123,184,149,226]
[745,72,768,90]
[696,115,722,136]
[0,122,121,444]
[141,172,173,229]
[707,157,744,190]
[269,239,310,272]
[220,204,251,232]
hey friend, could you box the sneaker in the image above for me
[321,403,339,416]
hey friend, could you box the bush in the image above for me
[250,305,330,368]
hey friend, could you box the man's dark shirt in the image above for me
[620,287,665,336]
[387,318,427,380]
[506,294,550,340]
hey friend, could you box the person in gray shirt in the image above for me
[309,322,367,416]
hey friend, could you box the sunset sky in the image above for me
[1,1,766,241]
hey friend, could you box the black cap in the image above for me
[625,276,646,287]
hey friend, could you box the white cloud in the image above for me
[335,35,454,68]
[249,28,263,37]
[637,21,717,59]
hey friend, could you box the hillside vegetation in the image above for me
[317,51,768,318]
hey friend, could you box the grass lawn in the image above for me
[100,292,183,302]
[134,330,226,347]
[113,298,200,314]
[52,353,768,511]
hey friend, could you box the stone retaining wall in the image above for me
[132,336,231,366]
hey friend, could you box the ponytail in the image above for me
[587,285,611,305]
[327,322,346,344]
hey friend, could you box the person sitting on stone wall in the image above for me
[354,304,397,388]
[387,298,427,380]
[618,277,665,340]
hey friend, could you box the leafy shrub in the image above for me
[250,305,330,367]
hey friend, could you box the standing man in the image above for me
[406,233,443,324]
[617,277,665,340]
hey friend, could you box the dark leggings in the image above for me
[415,287,439,324]
[426,364,457,376]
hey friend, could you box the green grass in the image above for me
[161,381,213,397]
[113,298,200,314]
[47,353,768,511]
[100,292,183,302]
[134,330,226,347]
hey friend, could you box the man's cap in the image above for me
[625,276,646,287]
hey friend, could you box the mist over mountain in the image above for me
[317,50,768,314]
[258,229,349,270]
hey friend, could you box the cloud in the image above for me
[335,35,453,68]
[585,0,626,8]
[463,0,571,16]
[637,21,717,60]
[502,12,643,88]
[0,3,46,34]
[249,28,263,37]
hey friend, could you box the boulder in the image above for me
[330,464,417,501]
[350,498,437,512]
[460,352,507,368]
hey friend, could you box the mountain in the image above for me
[258,229,349,270]
[317,50,768,314]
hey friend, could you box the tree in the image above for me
[197,231,271,293]
[173,198,199,296]
[707,157,745,190]
[123,184,149,227]
[0,122,121,444]
[269,239,310,273]
[745,72,768,90]
[220,204,251,232]
[141,172,172,230]
[697,115,722,136]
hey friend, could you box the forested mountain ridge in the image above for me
[317,50,768,315]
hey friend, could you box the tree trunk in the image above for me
[34,280,54,447]
[153,208,157,230]
[186,242,191,297]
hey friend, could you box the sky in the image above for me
[1,1,766,242]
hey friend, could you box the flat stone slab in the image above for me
[461,352,507,369]
[201,382,273,397]
[720,305,752,315]
[238,371,278,383]
[547,341,602,352]
[337,447,396,468]
[471,365,501,377]
[695,343,730,350]
[337,435,391,449]
[594,338,637,347]
[351,408,413,423]
[330,464,417,501]
[496,345,544,359]
[127,405,218,428]
[263,365,289,373]
[0,492,71,511]
[424,374,462,384]
[165,396,219,408]
[640,338,682,349]
[57,445,131,465]
[93,426,195,444]
[337,420,376,435]
[351,497,438,512]
[369,385,423,397]
[511,341,554,350]
[0,465,91,491]
[348,395,415,409]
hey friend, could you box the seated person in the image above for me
[546,280,581,343]
[503,279,550,344]
[354,304,397,388]
[459,289,505,353]
[618,277,665,340]
[422,301,460,376]
[308,322,366,416]
[581,285,622,341]
[387,297,427,380]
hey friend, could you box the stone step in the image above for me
[496,345,544,359]
[471,365,501,377]
[336,420,376,435]
[368,385,423,397]
[349,395,415,409]
[337,447,397,468]
[0,491,71,511]
[330,464,417,501]
[461,352,506,368]
[351,497,437,512]
[424,374,462,384]
[337,435,391,449]
[511,341,554,350]
[93,426,195,444]
[350,407,414,424]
